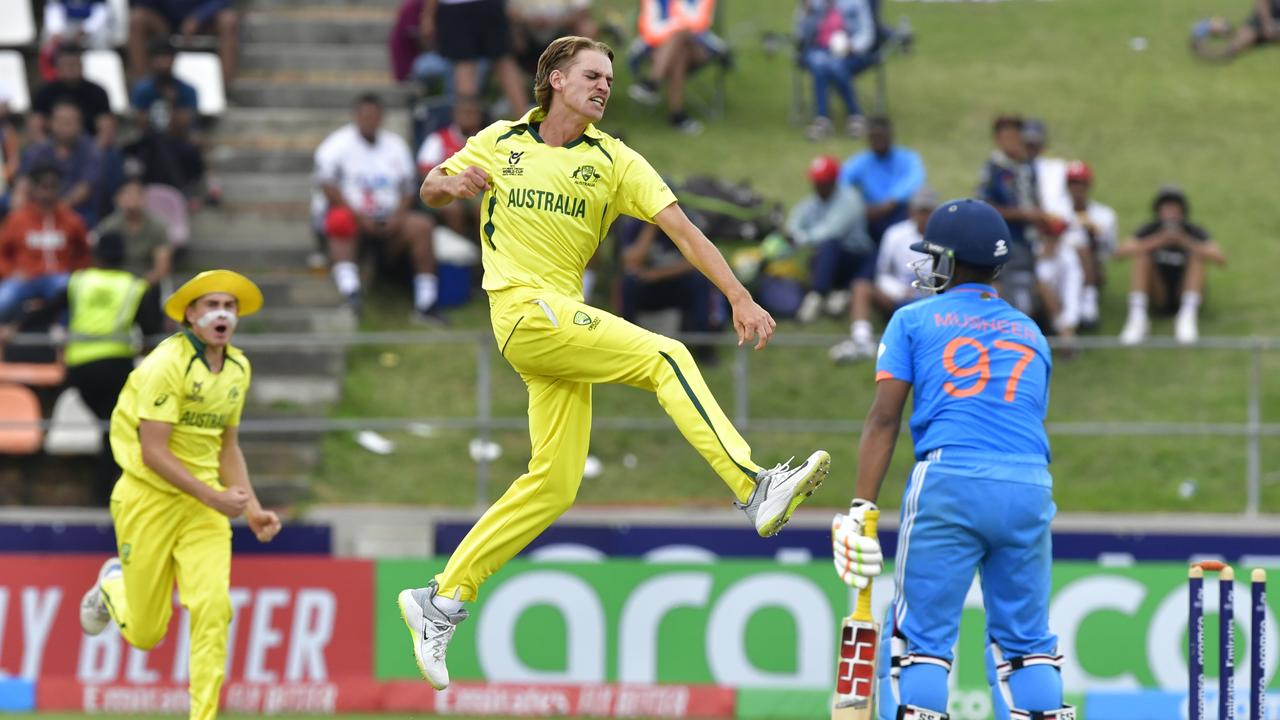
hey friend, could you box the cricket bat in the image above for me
[832,508,880,720]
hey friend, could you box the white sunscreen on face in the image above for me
[196,309,238,330]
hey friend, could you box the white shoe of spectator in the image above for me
[805,116,832,142]
[824,289,849,316]
[1175,310,1198,345]
[628,80,661,106]
[845,114,867,138]
[1118,312,1148,346]
[828,337,875,365]
[797,291,822,324]
[672,116,704,136]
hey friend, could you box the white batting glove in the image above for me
[831,499,884,589]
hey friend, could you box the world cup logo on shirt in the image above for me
[503,151,525,176]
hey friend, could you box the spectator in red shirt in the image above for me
[0,163,91,322]
[417,96,485,239]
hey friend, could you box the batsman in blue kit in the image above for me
[830,199,1073,720]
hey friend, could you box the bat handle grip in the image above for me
[853,508,879,620]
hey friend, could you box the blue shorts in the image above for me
[888,448,1058,665]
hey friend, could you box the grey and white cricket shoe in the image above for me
[398,581,469,690]
[80,557,121,635]
[738,450,831,537]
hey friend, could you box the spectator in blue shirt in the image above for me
[128,0,239,85]
[789,155,872,330]
[18,101,104,225]
[837,115,926,242]
[125,39,206,199]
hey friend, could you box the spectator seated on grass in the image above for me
[1191,0,1279,61]
[31,44,116,149]
[1059,160,1117,329]
[616,216,718,363]
[94,175,174,286]
[509,0,599,75]
[128,0,240,85]
[828,185,934,364]
[627,0,721,135]
[389,0,454,88]
[789,155,872,336]
[1115,185,1226,346]
[426,0,529,117]
[19,101,104,226]
[977,113,1045,316]
[1034,215,1083,342]
[1023,117,1070,219]
[417,95,485,240]
[126,38,206,203]
[0,163,91,324]
[838,114,925,242]
[315,93,443,324]
[0,231,163,505]
[796,0,877,141]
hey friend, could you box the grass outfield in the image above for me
[313,0,1280,514]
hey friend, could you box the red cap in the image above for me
[324,206,358,239]
[807,155,840,184]
[1045,215,1069,237]
[1066,160,1093,184]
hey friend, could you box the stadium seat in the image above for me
[83,50,129,114]
[0,1,36,47]
[0,361,65,387]
[173,51,225,116]
[0,383,44,455]
[43,387,101,455]
[0,52,31,114]
[107,0,130,47]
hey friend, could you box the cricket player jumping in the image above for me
[831,200,1073,719]
[399,35,831,689]
[78,270,282,720]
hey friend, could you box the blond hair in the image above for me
[534,36,615,113]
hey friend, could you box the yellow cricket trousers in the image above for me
[437,286,761,601]
[101,474,232,720]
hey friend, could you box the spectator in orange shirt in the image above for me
[0,163,91,322]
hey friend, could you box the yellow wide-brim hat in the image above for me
[164,270,264,322]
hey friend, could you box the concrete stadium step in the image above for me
[210,145,314,174]
[231,78,412,109]
[241,441,321,476]
[251,374,342,407]
[247,305,357,333]
[241,44,389,74]
[243,11,393,45]
[251,474,313,507]
[217,172,313,205]
[252,346,346,377]
[215,108,410,138]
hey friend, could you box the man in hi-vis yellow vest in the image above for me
[0,231,164,503]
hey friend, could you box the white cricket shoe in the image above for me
[828,337,876,365]
[1118,312,1149,346]
[80,557,121,635]
[1175,311,1198,345]
[398,581,469,690]
[797,292,822,324]
[739,450,831,537]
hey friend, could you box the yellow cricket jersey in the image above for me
[440,107,678,299]
[109,329,251,493]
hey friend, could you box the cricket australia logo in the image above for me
[228,386,240,401]
[502,151,525,176]
[570,164,600,186]
[573,311,601,330]
[993,239,1008,258]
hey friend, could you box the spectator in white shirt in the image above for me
[1059,160,1117,328]
[828,186,934,364]
[1035,216,1084,342]
[315,93,442,322]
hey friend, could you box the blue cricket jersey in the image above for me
[875,283,1052,467]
